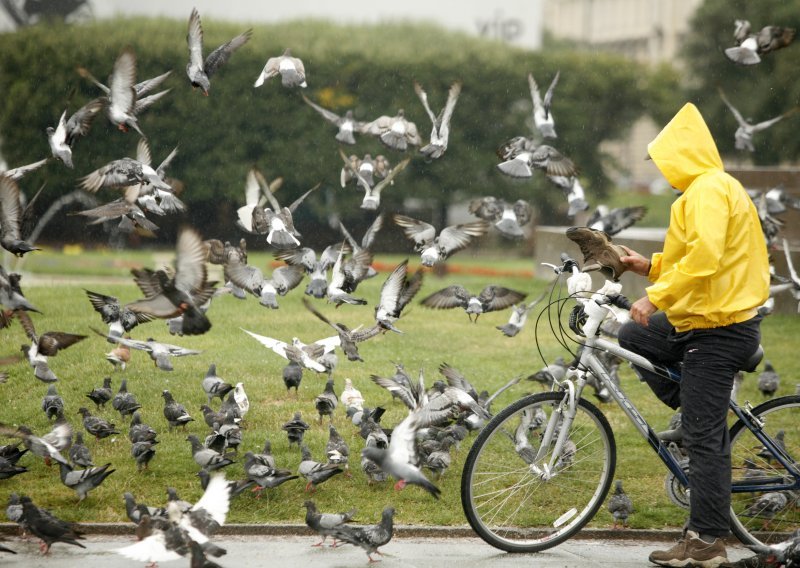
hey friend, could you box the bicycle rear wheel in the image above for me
[729,395,800,546]
[461,391,616,552]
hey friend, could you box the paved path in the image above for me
[1,534,753,568]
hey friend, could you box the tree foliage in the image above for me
[682,0,800,164]
[0,17,678,246]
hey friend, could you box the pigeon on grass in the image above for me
[187,434,234,471]
[298,445,343,492]
[59,461,115,501]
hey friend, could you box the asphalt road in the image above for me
[1,534,753,568]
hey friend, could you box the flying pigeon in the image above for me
[103,47,145,134]
[85,289,153,339]
[0,264,39,312]
[92,327,201,371]
[362,108,422,151]
[607,479,634,529]
[254,48,307,88]
[134,138,185,215]
[414,80,462,159]
[241,328,339,373]
[496,289,548,337]
[329,506,395,562]
[225,256,305,308]
[373,259,424,334]
[186,7,252,95]
[0,422,71,466]
[468,196,533,239]
[725,19,796,65]
[340,153,393,189]
[1,158,48,181]
[586,205,647,236]
[71,186,160,235]
[719,88,798,152]
[47,98,103,168]
[496,137,577,179]
[393,214,489,267]
[303,298,375,362]
[126,227,217,335]
[0,175,40,256]
[275,244,342,299]
[78,156,172,194]
[303,500,356,547]
[17,311,86,383]
[326,245,372,306]
[302,95,365,144]
[528,70,560,138]
[421,284,527,322]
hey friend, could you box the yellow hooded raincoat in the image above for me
[645,103,769,332]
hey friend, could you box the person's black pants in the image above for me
[618,312,762,537]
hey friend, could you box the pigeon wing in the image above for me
[438,221,489,255]
[186,8,205,72]
[393,214,436,247]
[0,176,22,240]
[420,285,471,310]
[301,94,343,125]
[173,227,208,294]
[479,285,527,312]
[204,29,252,78]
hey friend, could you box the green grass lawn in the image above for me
[1,248,797,532]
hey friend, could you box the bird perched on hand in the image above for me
[282,411,310,447]
[394,214,489,267]
[254,48,307,88]
[47,98,103,169]
[127,226,217,335]
[41,384,65,421]
[329,506,395,562]
[187,435,234,471]
[528,70,560,139]
[758,360,780,397]
[185,7,252,95]
[607,480,634,529]
[421,284,527,322]
[718,88,798,153]
[566,226,629,281]
[724,19,796,65]
[414,80,461,159]
[85,289,153,339]
[303,500,357,547]
[78,406,120,440]
[468,196,533,239]
[112,378,142,419]
[362,108,421,151]
[298,445,343,492]
[162,390,194,430]
[201,364,234,405]
[315,378,339,423]
[20,495,85,555]
[302,95,365,145]
[59,461,115,501]
[0,175,39,257]
[586,205,647,236]
[17,310,86,383]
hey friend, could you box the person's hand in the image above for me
[630,296,657,326]
[619,245,651,277]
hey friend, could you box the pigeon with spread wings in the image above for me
[725,19,796,65]
[528,70,560,139]
[186,7,252,95]
[302,95,365,145]
[718,88,798,152]
[421,284,527,322]
[17,311,86,383]
[126,227,217,335]
[254,48,307,88]
[0,176,40,256]
[393,214,488,267]
[414,80,461,159]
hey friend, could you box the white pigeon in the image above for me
[233,382,249,419]
[719,88,797,152]
[241,328,339,373]
[414,80,462,159]
[341,378,364,411]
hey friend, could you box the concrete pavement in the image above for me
[1,533,753,568]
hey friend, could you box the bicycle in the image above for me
[460,254,800,553]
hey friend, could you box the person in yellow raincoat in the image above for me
[618,102,769,568]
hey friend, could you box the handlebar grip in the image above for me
[607,294,632,310]
[560,253,579,273]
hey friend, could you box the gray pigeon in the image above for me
[17,308,86,383]
[315,378,339,423]
[129,411,158,444]
[719,88,798,152]
[758,361,780,397]
[528,71,560,138]
[326,424,350,476]
[93,328,202,371]
[85,289,153,339]
[78,406,120,440]
[496,290,548,338]
[607,479,634,529]
[393,214,489,267]
[275,244,341,299]
[162,390,195,430]
[69,432,94,468]
[254,48,307,88]
[282,361,303,394]
[414,80,461,159]
[186,434,234,471]
[225,257,305,308]
[78,157,170,193]
[0,422,71,466]
[527,357,568,389]
[421,284,526,322]
[724,19,796,65]
[0,264,40,311]
[41,384,65,421]
[282,411,310,447]
[201,364,234,405]
[303,500,356,547]
[302,95,365,144]
[59,461,115,501]
[329,506,395,562]
[373,259,424,334]
[362,108,421,151]
[112,378,142,419]
[243,451,298,497]
[468,196,533,239]
[131,440,157,471]
[298,445,343,492]
[185,7,252,95]
[587,205,647,236]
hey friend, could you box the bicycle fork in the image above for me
[530,380,580,480]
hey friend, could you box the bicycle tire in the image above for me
[729,395,800,546]
[461,391,616,553]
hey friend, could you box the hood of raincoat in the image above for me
[644,103,769,331]
[647,102,723,192]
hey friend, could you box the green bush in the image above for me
[0,17,680,246]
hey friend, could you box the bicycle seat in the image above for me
[741,345,764,373]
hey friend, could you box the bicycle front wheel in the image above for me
[729,395,800,546]
[461,391,616,552]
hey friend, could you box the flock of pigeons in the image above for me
[1,9,800,566]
